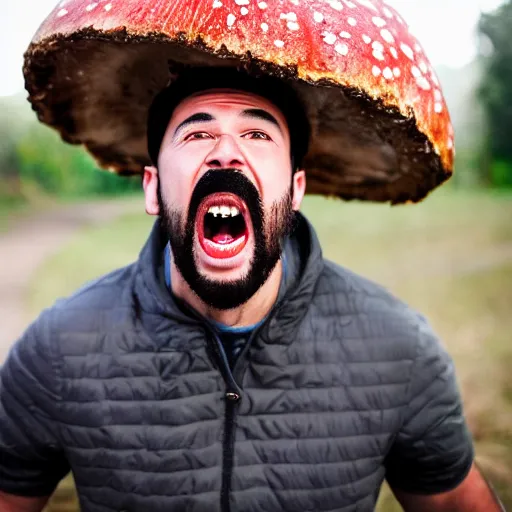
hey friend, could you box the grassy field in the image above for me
[27,189,512,511]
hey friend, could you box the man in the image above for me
[0,67,504,512]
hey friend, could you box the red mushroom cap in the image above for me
[23,0,454,203]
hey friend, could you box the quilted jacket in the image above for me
[0,213,474,511]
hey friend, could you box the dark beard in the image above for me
[158,168,295,310]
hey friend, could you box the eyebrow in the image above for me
[241,108,282,132]
[173,112,214,139]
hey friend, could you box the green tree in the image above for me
[478,1,512,187]
[0,95,31,201]
[16,121,142,198]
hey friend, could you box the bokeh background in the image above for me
[1,0,512,510]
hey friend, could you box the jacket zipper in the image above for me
[170,298,272,511]
[208,326,264,512]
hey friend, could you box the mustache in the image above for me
[188,168,263,229]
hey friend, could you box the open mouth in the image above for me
[196,193,249,259]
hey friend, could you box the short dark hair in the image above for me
[147,67,310,170]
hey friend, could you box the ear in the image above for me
[291,170,306,211]
[143,166,160,216]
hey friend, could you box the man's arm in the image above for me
[0,311,69,505]
[392,464,505,512]
[0,491,50,512]
[385,319,504,510]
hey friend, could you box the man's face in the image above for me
[144,89,306,310]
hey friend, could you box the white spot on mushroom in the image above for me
[212,0,222,7]
[431,72,440,87]
[328,0,343,11]
[274,40,285,48]
[335,43,349,55]
[400,43,414,60]
[280,12,297,21]
[323,32,337,45]
[291,0,300,5]
[372,65,381,77]
[104,3,112,11]
[373,50,385,61]
[344,0,356,6]
[362,34,372,44]
[235,0,249,4]
[287,21,299,30]
[411,66,421,78]
[414,42,422,53]
[258,1,267,8]
[393,67,401,77]
[434,89,442,102]
[419,61,428,74]
[227,13,236,27]
[390,47,398,59]
[383,67,393,79]
[383,6,393,18]
[435,102,443,113]
[347,17,357,26]
[261,22,269,31]
[447,137,453,149]
[372,16,386,28]
[59,0,68,6]
[85,3,98,11]
[241,6,248,14]
[417,76,431,91]
[372,40,384,52]
[380,29,394,44]
[356,0,378,12]
[313,11,324,22]
[339,31,351,38]
[57,8,68,16]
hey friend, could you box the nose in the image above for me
[205,134,246,169]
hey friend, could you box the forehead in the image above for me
[170,89,288,128]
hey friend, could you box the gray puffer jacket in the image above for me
[0,213,473,511]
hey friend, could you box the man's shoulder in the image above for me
[318,258,414,314]
[54,263,136,312]
[39,263,138,337]
[2,263,146,383]
[315,258,433,352]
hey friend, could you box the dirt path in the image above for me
[0,198,142,364]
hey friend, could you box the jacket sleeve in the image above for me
[0,311,69,497]
[384,319,475,495]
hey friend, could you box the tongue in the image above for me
[211,225,235,245]
[212,233,234,244]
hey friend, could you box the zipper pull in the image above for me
[225,391,241,402]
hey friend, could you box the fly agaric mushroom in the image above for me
[23,0,453,204]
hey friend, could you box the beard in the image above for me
[158,168,296,310]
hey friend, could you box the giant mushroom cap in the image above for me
[23,0,454,204]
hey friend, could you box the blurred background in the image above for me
[1,0,512,510]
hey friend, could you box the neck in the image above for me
[169,259,283,328]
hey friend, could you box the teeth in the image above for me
[207,205,241,217]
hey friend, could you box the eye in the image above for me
[243,131,272,141]
[185,132,213,141]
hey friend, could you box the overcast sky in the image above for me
[0,0,505,97]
